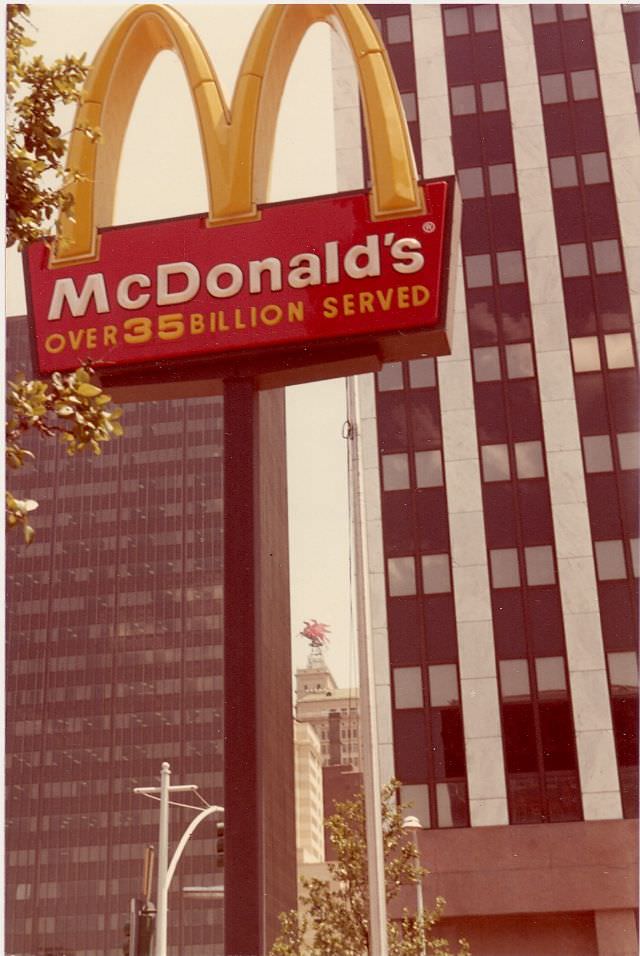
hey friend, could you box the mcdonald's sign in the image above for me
[24,4,459,395]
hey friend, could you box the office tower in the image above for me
[333,5,638,953]
[293,722,325,865]
[295,652,361,770]
[5,315,296,956]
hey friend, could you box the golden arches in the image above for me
[51,3,423,266]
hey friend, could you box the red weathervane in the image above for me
[300,619,331,648]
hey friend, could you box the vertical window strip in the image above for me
[441,3,582,825]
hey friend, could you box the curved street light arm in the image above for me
[165,804,224,890]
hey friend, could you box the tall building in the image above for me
[293,722,325,865]
[333,5,638,954]
[295,651,361,769]
[5,315,296,956]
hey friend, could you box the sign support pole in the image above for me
[222,380,297,956]
[223,379,261,956]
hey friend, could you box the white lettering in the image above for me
[344,235,380,280]
[325,241,339,284]
[157,262,200,306]
[391,237,424,274]
[47,274,109,321]
[288,253,321,289]
[116,273,151,310]
[206,263,244,299]
[248,257,282,294]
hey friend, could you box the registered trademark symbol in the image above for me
[422,221,436,233]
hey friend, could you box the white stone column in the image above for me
[412,5,454,178]
[414,3,508,827]
[591,5,640,349]
[330,30,363,192]
[441,266,509,827]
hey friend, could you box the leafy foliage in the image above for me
[270,782,469,956]
[6,4,91,248]
[5,8,123,544]
[6,367,123,543]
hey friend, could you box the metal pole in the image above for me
[346,376,389,956]
[414,830,425,956]
[155,761,171,956]
[403,816,425,956]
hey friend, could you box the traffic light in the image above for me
[123,897,156,956]
[136,902,156,956]
[215,820,224,869]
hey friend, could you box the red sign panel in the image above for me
[25,179,457,392]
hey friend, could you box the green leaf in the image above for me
[75,381,102,397]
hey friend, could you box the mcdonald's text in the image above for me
[25,180,457,387]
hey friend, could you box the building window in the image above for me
[421,554,452,594]
[594,539,627,581]
[499,659,531,698]
[382,453,410,491]
[524,545,556,586]
[497,250,525,285]
[444,7,469,36]
[481,80,507,112]
[490,548,521,588]
[562,4,588,19]
[443,3,499,35]
[541,73,568,105]
[550,155,579,189]
[535,657,567,695]
[506,342,534,379]
[604,332,635,369]
[561,242,590,278]
[473,4,499,32]
[571,69,598,101]
[593,239,622,275]
[393,666,424,709]
[532,5,557,24]
[387,13,411,44]
[608,652,639,690]
[607,651,639,819]
[583,434,614,473]
[458,167,484,199]
[489,162,516,195]
[401,91,418,123]
[451,84,477,116]
[415,450,443,488]
[428,664,460,707]
[629,538,640,578]
[378,362,403,391]
[400,783,430,828]
[481,444,511,482]
[617,432,639,470]
[515,441,545,479]
[473,345,501,382]
[409,357,436,388]
[465,254,493,288]
[387,556,416,596]
[571,336,601,372]
[582,151,610,184]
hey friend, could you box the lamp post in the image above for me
[402,815,425,956]
[134,763,224,956]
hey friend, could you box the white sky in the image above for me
[5,3,359,689]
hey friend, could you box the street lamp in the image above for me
[402,815,425,956]
[134,763,224,956]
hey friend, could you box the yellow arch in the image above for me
[51,3,423,266]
